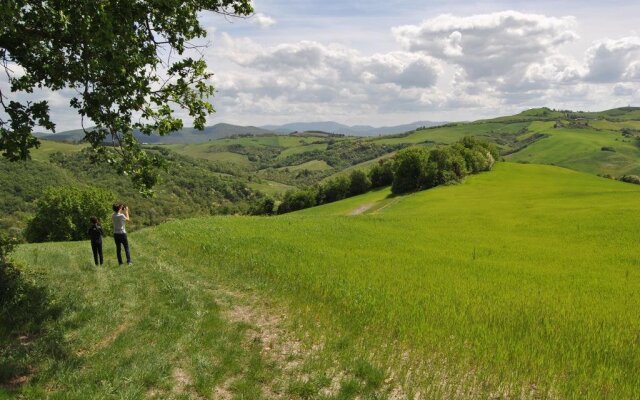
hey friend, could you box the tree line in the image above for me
[255,137,499,215]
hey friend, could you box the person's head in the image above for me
[112,203,123,213]
[90,216,98,224]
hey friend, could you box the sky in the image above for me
[3,0,640,130]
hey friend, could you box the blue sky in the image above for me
[3,0,640,130]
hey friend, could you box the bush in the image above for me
[277,188,318,214]
[601,146,616,152]
[249,196,276,215]
[369,159,394,188]
[348,170,371,196]
[319,175,351,203]
[424,147,468,188]
[391,147,429,194]
[460,136,499,160]
[454,136,497,173]
[25,186,115,242]
[619,175,640,185]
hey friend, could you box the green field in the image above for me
[214,135,320,148]
[276,143,328,160]
[276,159,332,172]
[370,122,528,146]
[30,140,87,162]
[164,144,252,166]
[589,119,640,131]
[9,162,640,398]
[247,180,295,196]
[507,121,640,176]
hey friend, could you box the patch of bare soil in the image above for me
[172,367,193,394]
[348,203,374,215]
[222,291,301,370]
[212,374,236,400]
[218,290,418,399]
[219,290,325,397]
[173,367,207,399]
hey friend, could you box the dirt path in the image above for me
[349,203,374,215]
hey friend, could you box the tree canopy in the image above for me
[0,0,253,194]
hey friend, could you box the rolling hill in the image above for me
[8,162,640,398]
[35,123,274,144]
[261,120,446,136]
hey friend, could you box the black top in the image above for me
[88,224,104,242]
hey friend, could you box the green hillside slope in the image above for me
[507,121,640,176]
[165,108,640,190]
[10,162,640,398]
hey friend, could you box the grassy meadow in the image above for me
[507,121,640,176]
[8,162,640,399]
[29,141,88,163]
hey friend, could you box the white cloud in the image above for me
[392,11,578,82]
[4,8,640,130]
[253,13,276,28]
[582,37,640,83]
[211,35,444,118]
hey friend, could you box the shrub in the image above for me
[454,136,497,172]
[277,188,318,214]
[619,175,640,185]
[391,147,429,194]
[319,175,351,203]
[348,170,371,196]
[461,136,499,160]
[455,146,491,173]
[369,159,394,188]
[25,186,115,242]
[601,146,616,152]
[249,196,276,215]
[424,147,468,188]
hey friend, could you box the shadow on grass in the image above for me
[0,260,68,393]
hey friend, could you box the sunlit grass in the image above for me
[11,162,640,398]
[508,122,640,176]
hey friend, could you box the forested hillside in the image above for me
[0,143,263,237]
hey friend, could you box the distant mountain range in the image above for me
[260,121,446,136]
[35,123,273,144]
[35,120,447,144]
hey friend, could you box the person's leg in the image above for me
[91,242,99,265]
[122,234,132,264]
[114,234,123,265]
[98,241,104,265]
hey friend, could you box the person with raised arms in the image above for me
[112,203,132,266]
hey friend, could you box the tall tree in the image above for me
[0,0,253,194]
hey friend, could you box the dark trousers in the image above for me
[114,233,131,264]
[91,241,103,265]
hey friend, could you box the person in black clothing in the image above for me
[87,216,104,266]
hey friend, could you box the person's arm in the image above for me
[124,207,130,221]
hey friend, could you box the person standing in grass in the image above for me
[112,203,132,265]
[87,216,104,266]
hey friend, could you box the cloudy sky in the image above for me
[4,0,640,130]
